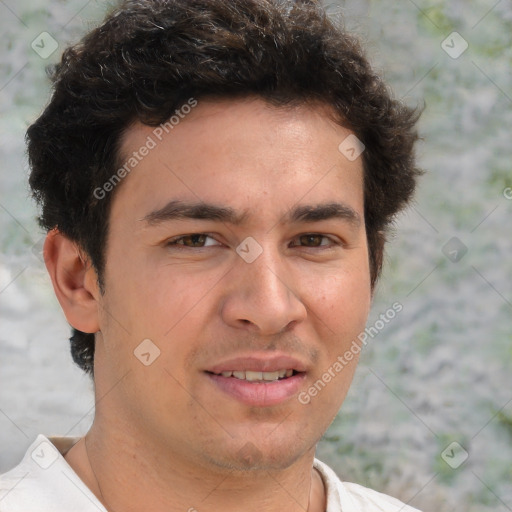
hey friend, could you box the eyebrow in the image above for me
[142,200,361,228]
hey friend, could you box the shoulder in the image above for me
[0,435,105,512]
[340,481,422,512]
[313,458,422,512]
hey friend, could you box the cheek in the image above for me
[307,266,371,333]
[104,256,229,344]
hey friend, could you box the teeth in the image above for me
[245,371,263,381]
[218,370,295,381]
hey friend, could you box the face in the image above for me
[92,97,371,472]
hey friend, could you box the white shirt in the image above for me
[0,435,421,511]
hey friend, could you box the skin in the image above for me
[45,97,372,512]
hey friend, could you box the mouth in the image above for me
[204,356,307,407]
[207,369,299,382]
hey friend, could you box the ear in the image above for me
[44,229,100,334]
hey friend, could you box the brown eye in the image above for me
[166,234,220,248]
[180,234,208,247]
[299,234,326,247]
[293,234,337,248]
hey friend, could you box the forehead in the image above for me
[113,97,364,226]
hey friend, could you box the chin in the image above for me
[201,436,313,473]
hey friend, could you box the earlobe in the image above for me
[44,229,100,334]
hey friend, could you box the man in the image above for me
[0,0,423,510]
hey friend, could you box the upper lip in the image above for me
[206,354,308,374]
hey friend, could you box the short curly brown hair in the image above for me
[27,0,422,375]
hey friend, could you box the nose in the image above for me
[220,244,307,335]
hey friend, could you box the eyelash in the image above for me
[165,233,341,250]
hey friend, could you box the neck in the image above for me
[65,422,326,512]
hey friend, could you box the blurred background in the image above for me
[0,1,511,510]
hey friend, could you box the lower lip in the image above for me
[206,372,306,407]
